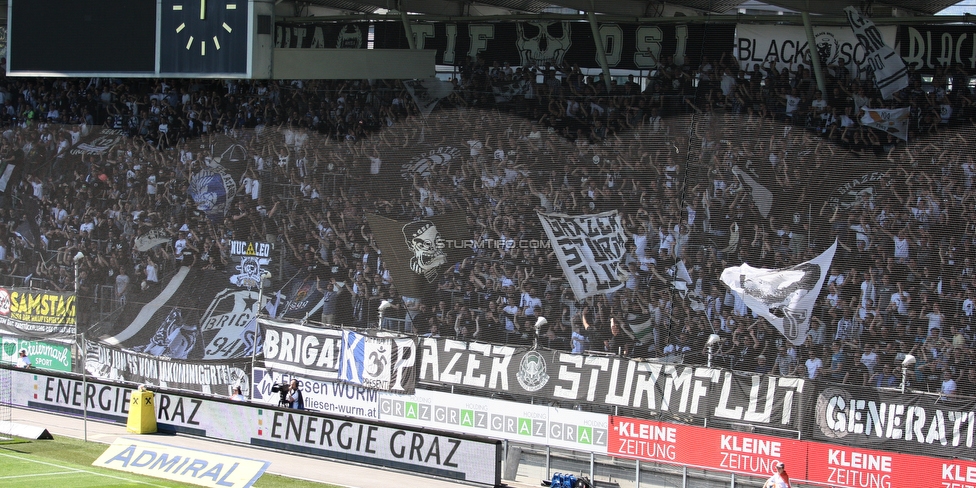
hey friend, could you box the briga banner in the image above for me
[0,286,76,337]
[259,317,343,382]
[812,384,976,459]
[338,330,417,394]
[416,337,809,430]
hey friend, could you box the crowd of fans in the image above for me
[1,48,975,398]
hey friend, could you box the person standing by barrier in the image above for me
[763,462,791,488]
[286,379,304,410]
[16,348,32,368]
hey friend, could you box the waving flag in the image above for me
[721,241,837,345]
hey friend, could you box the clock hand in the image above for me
[200,0,206,20]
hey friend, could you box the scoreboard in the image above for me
[7,0,273,78]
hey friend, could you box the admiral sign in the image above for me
[0,286,76,337]
[417,337,808,430]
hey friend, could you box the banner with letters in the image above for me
[898,24,976,72]
[416,336,809,430]
[275,22,369,49]
[10,369,500,486]
[843,7,907,99]
[0,286,76,337]
[338,330,417,394]
[379,388,608,454]
[1,335,71,371]
[608,414,976,488]
[252,367,380,418]
[538,211,628,301]
[111,267,261,361]
[259,317,343,382]
[735,23,897,73]
[812,383,976,459]
[85,340,251,396]
[371,22,734,71]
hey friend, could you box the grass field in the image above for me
[0,435,342,488]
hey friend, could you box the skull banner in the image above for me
[366,212,469,299]
[371,22,734,71]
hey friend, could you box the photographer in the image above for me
[285,379,304,410]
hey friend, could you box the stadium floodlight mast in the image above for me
[249,270,273,400]
[706,334,721,368]
[901,354,916,394]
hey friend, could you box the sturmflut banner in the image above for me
[538,211,628,301]
[721,241,837,346]
[0,286,76,337]
[416,337,809,430]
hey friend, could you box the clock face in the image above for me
[160,0,249,75]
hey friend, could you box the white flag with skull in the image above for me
[720,240,837,345]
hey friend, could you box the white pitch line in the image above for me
[2,470,77,479]
[0,451,171,487]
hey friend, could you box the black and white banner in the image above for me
[492,79,532,103]
[735,24,897,73]
[274,22,369,49]
[403,79,454,117]
[260,317,343,382]
[538,211,628,301]
[371,22,734,71]
[337,330,417,394]
[85,340,251,395]
[721,241,837,346]
[844,7,907,100]
[898,25,976,72]
[416,337,808,430]
[861,107,910,141]
[813,384,976,459]
[133,227,171,252]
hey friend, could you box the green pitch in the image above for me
[0,434,340,488]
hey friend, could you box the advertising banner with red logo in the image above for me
[610,414,976,487]
[608,416,806,479]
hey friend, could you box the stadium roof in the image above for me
[289,0,964,17]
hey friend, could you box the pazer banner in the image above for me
[416,337,809,430]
